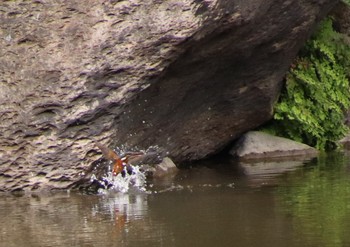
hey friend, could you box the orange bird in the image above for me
[95,142,144,176]
[95,142,125,176]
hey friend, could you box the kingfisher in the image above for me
[95,142,144,176]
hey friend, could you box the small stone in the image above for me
[153,157,178,178]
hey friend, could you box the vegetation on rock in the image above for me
[264,18,350,150]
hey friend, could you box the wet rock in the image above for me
[230,131,319,160]
[151,157,178,178]
[0,0,336,191]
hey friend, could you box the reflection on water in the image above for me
[276,152,350,247]
[1,152,350,247]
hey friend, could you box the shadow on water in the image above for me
[2,152,350,247]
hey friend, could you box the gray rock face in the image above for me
[230,131,319,160]
[0,0,337,191]
[332,1,350,35]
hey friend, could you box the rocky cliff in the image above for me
[0,0,338,191]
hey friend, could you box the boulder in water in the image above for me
[230,131,319,160]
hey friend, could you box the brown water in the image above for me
[1,152,350,247]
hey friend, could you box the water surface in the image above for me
[1,152,350,247]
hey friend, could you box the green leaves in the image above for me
[343,0,350,5]
[269,18,350,150]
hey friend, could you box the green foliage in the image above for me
[343,0,350,5]
[268,18,350,150]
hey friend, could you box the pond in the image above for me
[1,152,350,247]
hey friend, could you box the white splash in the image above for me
[90,165,147,194]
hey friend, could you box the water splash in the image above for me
[90,144,163,194]
[114,145,161,159]
[90,165,148,194]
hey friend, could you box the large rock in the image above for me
[232,131,318,187]
[0,0,337,191]
[331,1,350,35]
[230,131,319,160]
